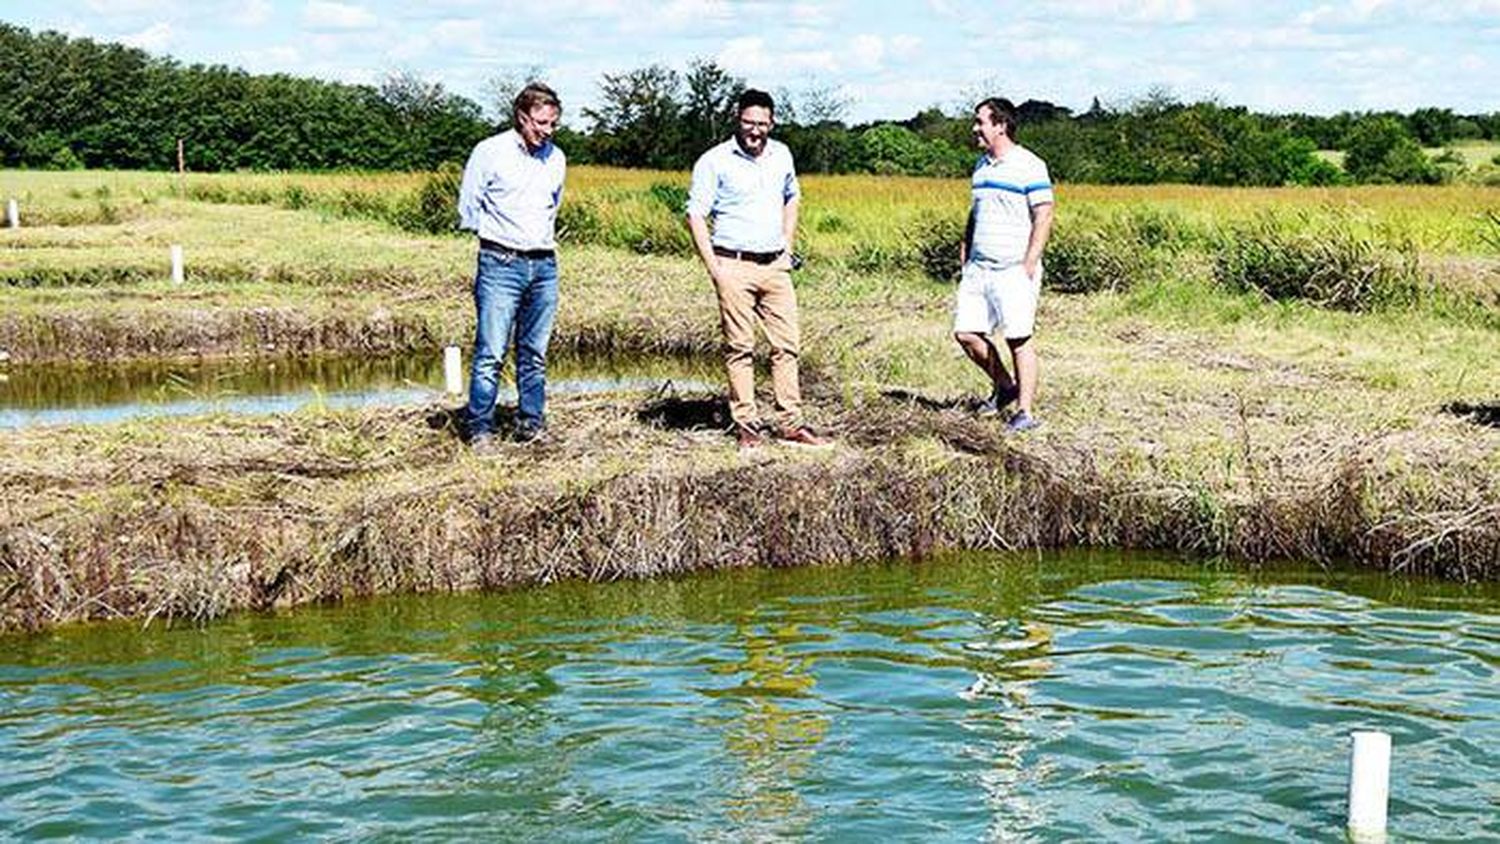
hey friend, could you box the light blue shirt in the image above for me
[458,129,566,250]
[686,137,800,252]
[969,144,1053,269]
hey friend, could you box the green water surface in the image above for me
[1,552,1497,841]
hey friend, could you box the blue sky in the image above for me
[5,0,1497,123]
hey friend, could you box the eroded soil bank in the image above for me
[3,384,1495,634]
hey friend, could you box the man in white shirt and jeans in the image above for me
[457,82,566,447]
[687,89,828,451]
[954,97,1055,434]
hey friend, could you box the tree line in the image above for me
[3,23,1496,185]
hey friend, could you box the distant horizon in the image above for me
[4,1,1496,124]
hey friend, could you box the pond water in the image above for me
[1,552,1497,841]
[0,352,716,428]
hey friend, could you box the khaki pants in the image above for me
[713,255,801,430]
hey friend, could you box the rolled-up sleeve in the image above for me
[686,154,716,219]
[457,143,486,232]
[783,153,801,204]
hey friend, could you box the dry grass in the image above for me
[2,386,1494,633]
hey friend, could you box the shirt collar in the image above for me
[729,137,768,162]
[509,129,552,159]
[984,143,1020,166]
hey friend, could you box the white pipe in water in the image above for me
[444,345,463,395]
[1347,730,1391,842]
[6,198,17,228]
[170,244,184,285]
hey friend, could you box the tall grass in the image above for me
[1211,212,1426,311]
[4,168,1495,320]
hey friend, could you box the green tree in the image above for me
[1344,117,1439,183]
[682,59,743,152]
[585,64,685,169]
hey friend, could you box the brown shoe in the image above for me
[775,425,832,448]
[736,424,765,450]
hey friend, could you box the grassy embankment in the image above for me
[1,168,1497,632]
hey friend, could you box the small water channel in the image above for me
[1,552,1496,840]
[0,352,717,428]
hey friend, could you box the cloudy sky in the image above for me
[6,0,1497,122]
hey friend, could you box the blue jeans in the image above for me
[465,246,559,437]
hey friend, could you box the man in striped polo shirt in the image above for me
[953,97,1055,433]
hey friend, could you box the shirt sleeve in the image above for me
[685,153,716,219]
[457,142,486,231]
[783,150,801,204]
[1025,159,1054,207]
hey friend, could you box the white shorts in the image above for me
[952,262,1042,339]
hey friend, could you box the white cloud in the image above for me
[1327,45,1412,71]
[242,45,302,70]
[303,1,378,30]
[789,3,834,25]
[430,19,486,56]
[1134,0,1197,23]
[1032,0,1197,23]
[849,34,885,70]
[890,35,922,59]
[231,0,274,27]
[654,0,734,29]
[717,35,836,76]
[84,0,172,14]
[119,21,173,51]
[785,27,825,48]
[1205,25,1352,50]
[1296,0,1390,27]
[1014,37,1085,63]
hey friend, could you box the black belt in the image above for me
[480,238,555,259]
[713,246,781,265]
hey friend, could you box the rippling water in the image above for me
[2,552,1497,841]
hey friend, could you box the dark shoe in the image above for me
[1004,410,1040,434]
[976,383,1020,417]
[775,425,832,449]
[513,424,544,444]
[736,424,766,450]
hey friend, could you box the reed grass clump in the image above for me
[1211,211,1426,311]
[908,213,965,281]
[394,164,463,235]
[1045,215,1157,293]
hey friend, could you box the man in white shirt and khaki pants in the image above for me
[686,89,829,451]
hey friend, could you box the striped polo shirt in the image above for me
[968,145,1053,269]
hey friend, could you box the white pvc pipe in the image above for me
[170,244,184,285]
[6,198,17,228]
[443,345,463,395]
[1347,730,1391,841]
